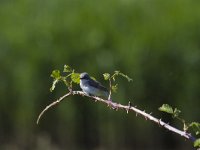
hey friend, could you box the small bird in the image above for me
[80,72,109,99]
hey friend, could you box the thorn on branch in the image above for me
[115,106,118,111]
[126,101,132,114]
[142,110,148,120]
[158,119,162,127]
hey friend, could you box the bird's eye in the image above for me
[80,73,89,79]
[80,76,86,79]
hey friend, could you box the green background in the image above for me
[0,0,200,149]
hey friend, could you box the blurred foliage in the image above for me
[0,0,200,149]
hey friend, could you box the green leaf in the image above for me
[189,122,200,135]
[194,138,200,147]
[50,79,59,92]
[158,104,173,114]
[50,70,62,92]
[173,108,181,118]
[112,84,118,92]
[103,73,110,80]
[63,65,72,73]
[71,73,80,84]
[51,70,61,79]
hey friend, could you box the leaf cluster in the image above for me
[158,104,181,118]
[50,65,132,97]
[159,104,200,148]
[103,71,132,93]
[50,65,80,92]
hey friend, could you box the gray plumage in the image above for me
[80,72,109,98]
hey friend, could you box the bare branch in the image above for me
[36,92,71,124]
[36,90,196,142]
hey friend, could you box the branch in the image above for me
[36,92,72,124]
[36,90,196,142]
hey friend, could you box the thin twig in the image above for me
[108,79,112,100]
[36,92,71,124]
[36,90,196,142]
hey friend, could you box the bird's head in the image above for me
[80,72,90,80]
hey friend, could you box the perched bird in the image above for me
[80,72,109,99]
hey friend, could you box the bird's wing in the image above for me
[89,79,108,92]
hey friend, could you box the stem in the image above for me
[108,78,112,100]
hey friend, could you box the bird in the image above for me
[80,72,109,99]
